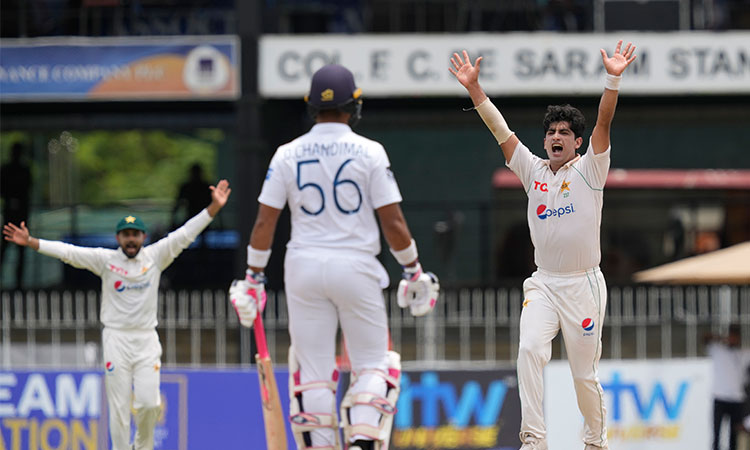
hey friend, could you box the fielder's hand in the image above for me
[3,221,31,246]
[229,271,267,327]
[397,263,440,316]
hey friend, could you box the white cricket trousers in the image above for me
[285,248,391,447]
[102,328,162,450]
[517,267,608,448]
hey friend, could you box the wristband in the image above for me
[245,268,267,284]
[246,245,271,269]
[605,74,621,91]
[475,98,514,145]
[402,262,423,281]
[390,239,418,266]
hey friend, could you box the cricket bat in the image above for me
[254,313,288,450]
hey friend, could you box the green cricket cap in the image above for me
[116,215,147,233]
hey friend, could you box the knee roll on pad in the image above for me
[340,351,401,450]
[288,346,341,450]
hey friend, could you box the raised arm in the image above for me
[149,179,231,270]
[4,220,109,275]
[3,221,39,250]
[591,40,637,154]
[449,50,519,163]
[206,179,232,217]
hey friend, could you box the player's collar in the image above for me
[311,122,352,133]
[542,154,581,169]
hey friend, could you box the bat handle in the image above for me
[253,313,269,359]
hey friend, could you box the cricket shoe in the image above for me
[519,434,548,450]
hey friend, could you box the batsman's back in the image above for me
[258,122,403,256]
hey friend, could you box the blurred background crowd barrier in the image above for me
[4,285,749,368]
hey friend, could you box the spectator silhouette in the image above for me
[1,142,32,288]
[171,163,211,231]
[706,325,750,450]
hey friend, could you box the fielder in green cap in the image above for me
[3,179,232,450]
[115,215,148,259]
[116,215,147,233]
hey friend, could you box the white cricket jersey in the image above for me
[258,122,403,256]
[507,140,610,273]
[37,209,213,330]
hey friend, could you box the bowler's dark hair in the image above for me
[543,104,586,139]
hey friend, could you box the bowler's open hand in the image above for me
[601,40,637,76]
[449,50,483,89]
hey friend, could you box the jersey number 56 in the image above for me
[297,158,362,215]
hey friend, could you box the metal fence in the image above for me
[2,285,750,369]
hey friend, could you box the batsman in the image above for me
[230,64,439,450]
[3,179,231,449]
[451,40,637,450]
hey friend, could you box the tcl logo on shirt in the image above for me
[533,181,548,192]
[108,264,128,275]
[536,203,576,220]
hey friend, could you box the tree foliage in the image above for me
[73,130,219,205]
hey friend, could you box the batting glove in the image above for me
[397,263,440,316]
[229,270,267,327]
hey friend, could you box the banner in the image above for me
[393,368,520,450]
[0,369,285,449]
[0,367,520,449]
[545,359,712,449]
[0,36,240,102]
[259,32,750,97]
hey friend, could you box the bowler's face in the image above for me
[117,229,145,258]
[544,121,582,168]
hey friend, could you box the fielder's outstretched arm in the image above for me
[3,221,39,251]
[4,220,110,275]
[206,179,232,217]
[591,40,637,155]
[449,50,519,164]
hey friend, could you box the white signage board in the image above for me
[259,32,750,97]
[544,359,711,450]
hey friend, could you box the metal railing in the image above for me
[2,285,749,369]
